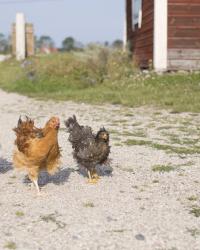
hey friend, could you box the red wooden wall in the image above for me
[168,0,200,69]
[132,0,154,68]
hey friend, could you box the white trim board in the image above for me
[16,13,26,61]
[153,0,168,71]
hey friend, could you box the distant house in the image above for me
[125,0,200,71]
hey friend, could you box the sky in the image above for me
[0,0,125,47]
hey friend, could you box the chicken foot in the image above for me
[87,169,99,184]
[28,169,40,195]
[32,179,40,195]
[91,169,100,180]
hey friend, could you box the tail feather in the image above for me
[13,116,36,153]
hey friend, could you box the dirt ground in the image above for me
[0,89,200,250]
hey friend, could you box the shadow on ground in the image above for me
[23,167,75,187]
[0,158,13,174]
[78,164,113,178]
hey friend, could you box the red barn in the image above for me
[125,0,200,71]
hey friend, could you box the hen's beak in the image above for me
[56,121,60,129]
[55,118,60,129]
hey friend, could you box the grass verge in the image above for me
[0,49,200,112]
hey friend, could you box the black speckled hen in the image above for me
[65,115,110,184]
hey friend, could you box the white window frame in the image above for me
[132,0,143,30]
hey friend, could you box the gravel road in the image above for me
[0,89,200,250]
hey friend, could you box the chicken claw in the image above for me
[92,173,100,180]
[87,178,98,184]
[33,179,41,195]
[91,169,100,180]
[87,170,99,184]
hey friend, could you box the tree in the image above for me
[0,33,9,53]
[36,35,55,49]
[112,39,123,49]
[62,37,75,51]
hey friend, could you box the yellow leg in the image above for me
[87,170,98,184]
[91,169,100,180]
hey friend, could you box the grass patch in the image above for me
[124,139,200,155]
[176,161,194,168]
[169,136,182,145]
[152,165,175,172]
[122,130,147,138]
[151,142,200,155]
[109,129,120,135]
[83,202,94,208]
[132,122,142,127]
[188,196,198,201]
[182,138,199,145]
[107,229,127,233]
[157,126,173,130]
[0,50,200,112]
[114,143,123,146]
[131,130,146,137]
[112,229,125,233]
[152,180,159,183]
[40,213,66,230]
[189,206,200,217]
[4,242,17,249]
[15,211,24,217]
[187,228,200,238]
[124,112,133,117]
[124,139,151,146]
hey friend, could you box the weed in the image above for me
[190,206,200,217]
[187,228,200,238]
[124,139,151,146]
[83,202,95,208]
[4,242,17,249]
[40,213,66,230]
[0,51,200,112]
[15,211,24,217]
[188,196,198,201]
[152,180,159,183]
[152,165,175,172]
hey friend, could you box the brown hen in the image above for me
[13,116,61,194]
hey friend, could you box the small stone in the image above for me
[106,216,117,222]
[135,234,145,241]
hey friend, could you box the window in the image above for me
[132,0,142,29]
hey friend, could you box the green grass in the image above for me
[15,211,24,217]
[188,196,198,201]
[40,213,66,230]
[127,130,147,137]
[83,202,95,208]
[125,139,150,146]
[152,165,175,172]
[4,242,17,249]
[157,126,173,130]
[124,139,200,155]
[0,50,200,112]
[187,228,200,238]
[190,206,200,217]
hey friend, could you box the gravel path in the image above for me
[0,89,200,250]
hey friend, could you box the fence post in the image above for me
[16,13,26,61]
